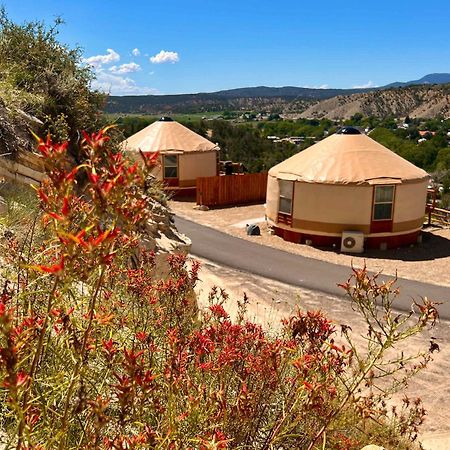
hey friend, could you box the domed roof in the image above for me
[269,132,428,185]
[122,118,218,153]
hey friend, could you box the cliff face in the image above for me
[0,102,35,157]
[300,85,450,119]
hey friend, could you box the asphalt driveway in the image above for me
[175,216,450,319]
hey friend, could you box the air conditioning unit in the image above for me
[341,231,364,253]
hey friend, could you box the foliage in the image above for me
[0,9,105,156]
[369,123,450,173]
[0,128,439,449]
[113,111,450,177]
[257,118,334,139]
[114,116,158,138]
[207,120,297,172]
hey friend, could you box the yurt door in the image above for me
[370,185,395,233]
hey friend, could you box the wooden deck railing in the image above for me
[426,204,450,226]
[196,173,268,207]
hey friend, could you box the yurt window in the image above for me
[163,155,178,178]
[373,185,395,220]
[279,180,293,215]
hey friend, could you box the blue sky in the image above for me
[2,0,449,95]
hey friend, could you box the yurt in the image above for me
[122,117,219,195]
[266,127,429,251]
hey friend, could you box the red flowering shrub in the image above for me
[0,129,438,449]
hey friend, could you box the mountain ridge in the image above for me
[104,73,450,116]
[384,73,450,88]
[299,84,450,119]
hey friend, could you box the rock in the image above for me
[193,204,209,211]
[138,198,191,258]
[140,236,157,252]
[144,220,158,235]
[157,222,171,233]
[360,445,388,450]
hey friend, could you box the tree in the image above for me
[0,8,105,158]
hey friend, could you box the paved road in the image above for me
[175,216,450,319]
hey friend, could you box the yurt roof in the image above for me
[122,117,218,154]
[269,127,429,185]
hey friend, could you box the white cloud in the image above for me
[132,48,140,57]
[303,84,329,89]
[150,50,179,64]
[352,80,377,89]
[84,48,120,68]
[91,70,158,96]
[109,62,141,74]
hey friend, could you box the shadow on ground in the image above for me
[357,228,450,262]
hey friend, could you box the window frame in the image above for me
[278,180,294,216]
[163,154,179,179]
[372,185,395,221]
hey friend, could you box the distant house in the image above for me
[418,130,436,137]
[121,117,219,196]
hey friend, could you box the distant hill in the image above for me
[104,87,371,115]
[299,84,450,120]
[104,73,450,115]
[211,86,366,99]
[384,73,450,88]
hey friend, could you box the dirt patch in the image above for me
[171,200,450,287]
[194,258,450,450]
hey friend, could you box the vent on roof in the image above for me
[337,126,361,135]
[159,116,173,122]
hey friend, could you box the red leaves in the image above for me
[61,197,70,216]
[136,331,148,342]
[209,304,229,320]
[102,339,118,356]
[199,430,230,449]
[28,256,65,274]
[47,211,65,221]
[34,133,68,158]
[2,370,30,389]
[64,166,79,182]
[57,226,120,256]
[286,309,335,348]
[81,126,114,149]
[139,150,160,168]
[37,189,49,204]
[88,167,100,184]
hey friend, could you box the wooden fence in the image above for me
[196,173,268,207]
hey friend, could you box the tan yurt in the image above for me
[122,117,219,195]
[266,127,429,251]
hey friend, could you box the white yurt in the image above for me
[122,117,219,195]
[266,127,429,251]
